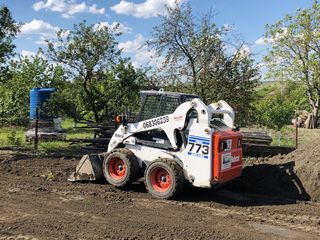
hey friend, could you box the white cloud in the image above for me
[94,22,132,34]
[255,37,269,45]
[111,0,185,18]
[239,44,251,55]
[256,62,268,80]
[21,50,37,58]
[20,19,59,38]
[33,0,105,19]
[255,28,287,46]
[118,34,145,53]
[20,20,69,46]
[35,37,47,45]
[118,34,163,68]
[20,50,47,60]
[233,44,251,60]
[89,4,105,14]
[222,23,235,31]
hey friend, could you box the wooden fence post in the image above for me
[295,122,298,149]
[34,107,39,151]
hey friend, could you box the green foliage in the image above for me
[45,80,83,123]
[7,130,21,146]
[254,81,307,130]
[148,2,259,126]
[204,56,260,126]
[0,20,147,126]
[264,0,320,127]
[46,60,147,123]
[255,94,295,130]
[0,126,25,147]
[45,170,55,181]
[0,52,65,126]
[95,60,147,119]
[46,21,147,123]
[0,118,93,150]
[47,21,121,122]
[0,6,20,79]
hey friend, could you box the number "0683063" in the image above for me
[143,116,169,129]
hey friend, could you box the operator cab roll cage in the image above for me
[132,90,200,151]
[137,89,199,122]
[130,90,233,152]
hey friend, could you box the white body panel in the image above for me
[107,98,235,188]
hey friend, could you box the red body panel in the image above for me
[212,130,243,184]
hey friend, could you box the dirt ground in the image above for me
[0,149,320,240]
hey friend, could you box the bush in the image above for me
[7,131,21,146]
[255,94,295,130]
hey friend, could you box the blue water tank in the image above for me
[29,88,56,120]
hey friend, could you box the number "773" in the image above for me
[188,142,209,155]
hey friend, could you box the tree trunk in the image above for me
[311,104,319,129]
[82,73,100,123]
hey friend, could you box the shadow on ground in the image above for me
[1,147,311,207]
[127,161,311,207]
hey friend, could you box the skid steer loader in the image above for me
[69,90,243,199]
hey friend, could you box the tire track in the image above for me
[132,198,320,235]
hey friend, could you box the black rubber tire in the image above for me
[102,148,140,187]
[144,158,184,199]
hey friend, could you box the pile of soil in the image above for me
[225,141,320,203]
[269,142,320,202]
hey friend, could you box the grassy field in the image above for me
[1,119,318,151]
[0,118,94,152]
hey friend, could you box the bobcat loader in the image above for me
[69,90,243,199]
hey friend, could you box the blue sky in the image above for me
[1,0,315,68]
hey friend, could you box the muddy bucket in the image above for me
[68,154,104,182]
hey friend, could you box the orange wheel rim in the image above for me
[108,157,126,180]
[149,167,171,192]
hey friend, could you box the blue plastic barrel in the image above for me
[29,88,56,120]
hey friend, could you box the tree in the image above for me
[255,94,295,130]
[148,2,259,125]
[95,60,147,120]
[0,6,19,79]
[254,81,303,130]
[47,21,122,122]
[148,3,224,98]
[0,52,64,126]
[264,0,320,128]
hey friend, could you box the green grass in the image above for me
[242,125,296,147]
[2,120,317,151]
[0,126,26,147]
[0,118,94,151]
[269,125,296,147]
[248,125,320,147]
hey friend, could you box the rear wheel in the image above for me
[102,148,140,187]
[144,159,184,199]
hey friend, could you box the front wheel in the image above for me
[102,148,140,187]
[144,159,184,199]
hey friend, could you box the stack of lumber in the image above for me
[241,131,273,146]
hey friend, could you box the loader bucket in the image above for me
[68,154,104,182]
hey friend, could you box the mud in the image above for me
[0,149,320,240]
[241,141,320,202]
[270,142,320,202]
